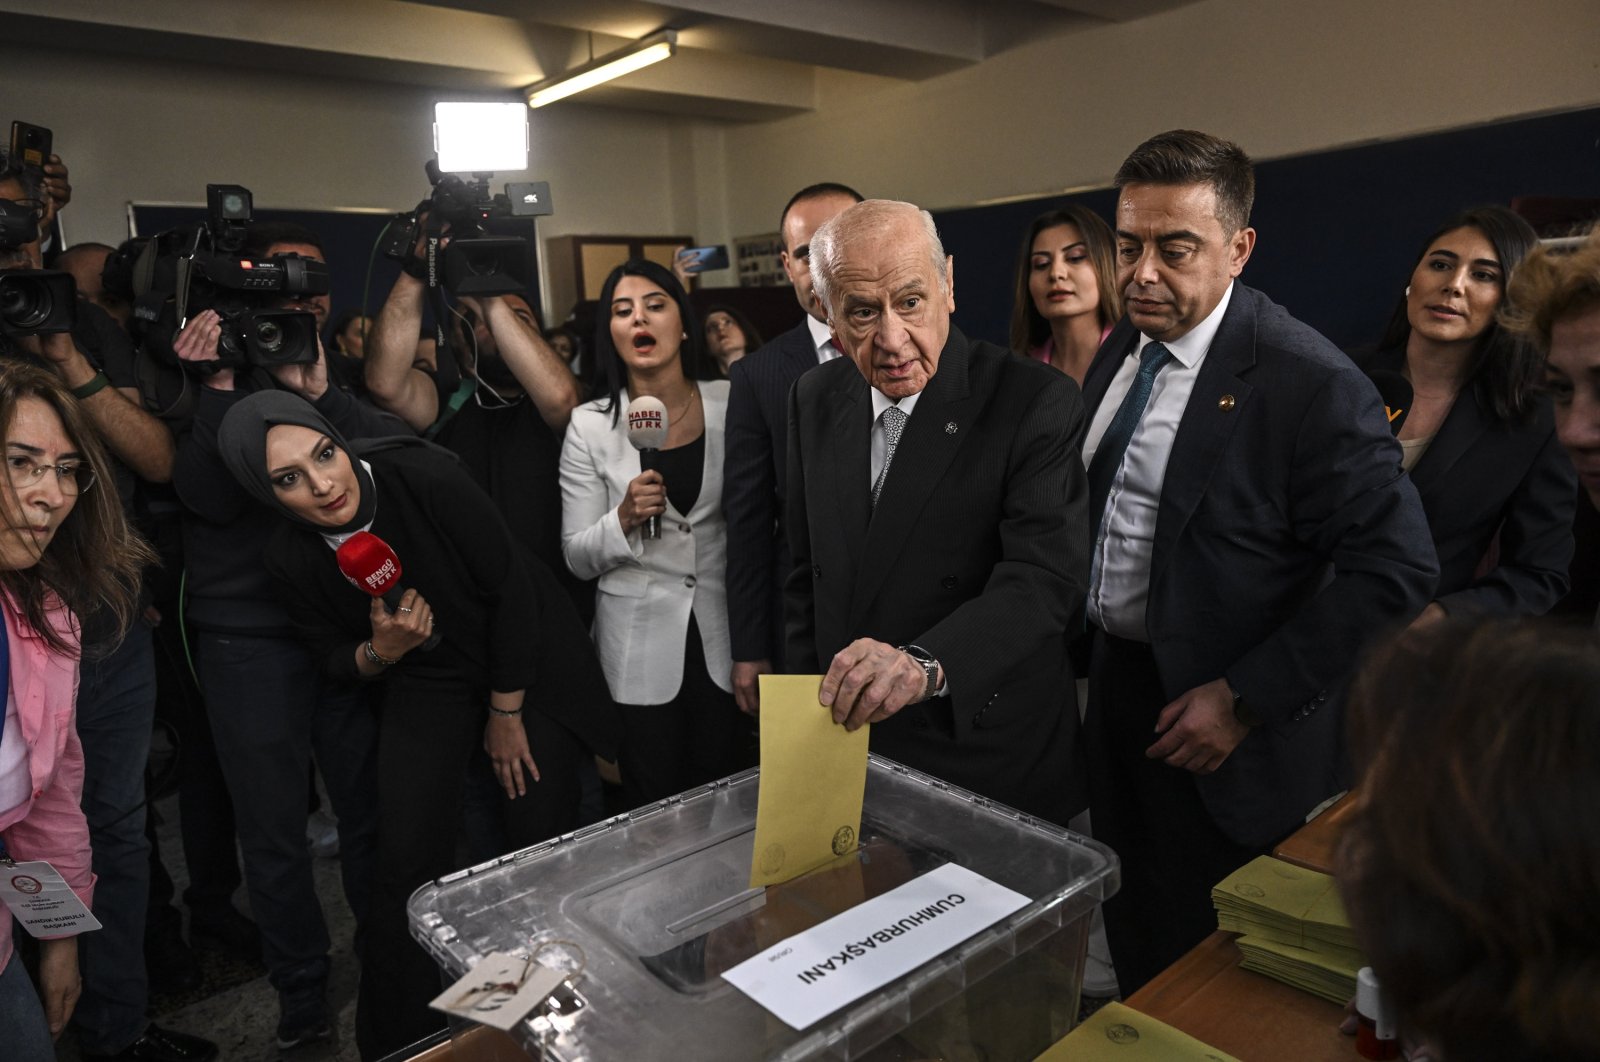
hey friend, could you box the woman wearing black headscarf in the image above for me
[217,390,616,1060]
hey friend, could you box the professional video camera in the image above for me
[131,184,329,374]
[380,101,550,297]
[381,160,548,297]
[0,196,75,342]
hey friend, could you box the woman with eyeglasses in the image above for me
[0,362,151,1061]
[702,305,763,378]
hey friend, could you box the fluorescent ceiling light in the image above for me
[525,30,677,109]
[434,102,528,173]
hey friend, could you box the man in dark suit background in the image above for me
[784,199,1090,825]
[723,182,862,714]
[1080,129,1438,992]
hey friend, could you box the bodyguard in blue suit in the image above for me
[1079,130,1439,993]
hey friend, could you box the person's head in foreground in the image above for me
[1504,223,1600,506]
[1338,617,1600,1061]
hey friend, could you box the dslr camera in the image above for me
[0,197,75,343]
[132,184,328,374]
[381,160,548,297]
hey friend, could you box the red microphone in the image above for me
[335,530,441,650]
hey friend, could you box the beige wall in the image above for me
[718,0,1600,235]
[5,0,1597,313]
[0,43,724,303]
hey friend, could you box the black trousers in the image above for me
[354,676,583,1060]
[616,615,755,811]
[1084,631,1259,996]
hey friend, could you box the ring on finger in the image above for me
[398,606,414,613]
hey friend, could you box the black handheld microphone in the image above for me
[1370,370,1412,436]
[625,395,669,540]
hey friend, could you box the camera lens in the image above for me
[0,277,51,328]
[222,193,246,216]
[255,318,284,355]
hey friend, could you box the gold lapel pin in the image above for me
[1218,394,1236,412]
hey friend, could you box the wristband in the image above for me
[364,640,398,667]
[487,705,523,717]
[71,371,112,400]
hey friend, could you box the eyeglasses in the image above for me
[6,455,96,495]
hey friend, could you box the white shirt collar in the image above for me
[1134,281,1235,368]
[806,314,837,361]
[870,387,921,421]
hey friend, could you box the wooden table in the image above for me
[1124,930,1349,1061]
[1118,795,1357,1061]
[1272,792,1353,874]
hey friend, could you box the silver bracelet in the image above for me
[364,640,398,667]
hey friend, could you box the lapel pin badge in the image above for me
[1218,394,1236,412]
[945,421,958,434]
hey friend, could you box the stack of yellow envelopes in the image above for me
[1211,856,1364,1004]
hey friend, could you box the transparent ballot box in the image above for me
[408,756,1118,1061]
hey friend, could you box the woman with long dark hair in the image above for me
[0,362,151,1060]
[1009,204,1122,385]
[1359,205,1575,623]
[559,259,748,809]
[216,391,615,1059]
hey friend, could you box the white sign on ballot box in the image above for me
[722,862,1029,1030]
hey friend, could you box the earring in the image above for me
[1404,285,1411,297]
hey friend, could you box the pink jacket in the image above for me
[0,593,91,975]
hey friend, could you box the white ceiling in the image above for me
[5,0,1199,122]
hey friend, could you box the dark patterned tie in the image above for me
[1086,341,1175,540]
[872,405,907,507]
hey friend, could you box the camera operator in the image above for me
[1,156,219,1062]
[167,219,402,1046]
[365,216,581,607]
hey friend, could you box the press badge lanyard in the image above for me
[0,610,10,866]
[0,618,103,936]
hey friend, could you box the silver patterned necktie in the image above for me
[872,405,907,507]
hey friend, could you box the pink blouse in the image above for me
[0,593,91,975]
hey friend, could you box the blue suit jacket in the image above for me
[1082,284,1439,846]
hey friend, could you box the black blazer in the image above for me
[785,328,1090,824]
[1081,285,1438,847]
[1357,346,1575,615]
[722,319,819,665]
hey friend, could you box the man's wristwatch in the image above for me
[899,644,941,703]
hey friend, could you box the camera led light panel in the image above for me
[433,102,528,174]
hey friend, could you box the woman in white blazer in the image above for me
[559,259,749,808]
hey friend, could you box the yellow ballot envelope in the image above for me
[748,675,870,888]
[1034,1002,1240,1061]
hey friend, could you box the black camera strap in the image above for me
[420,211,476,440]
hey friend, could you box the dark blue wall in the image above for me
[933,108,1600,351]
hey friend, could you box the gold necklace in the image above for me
[674,387,699,424]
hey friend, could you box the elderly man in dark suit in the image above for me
[784,199,1090,825]
[723,183,862,714]
[1080,129,1439,993]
